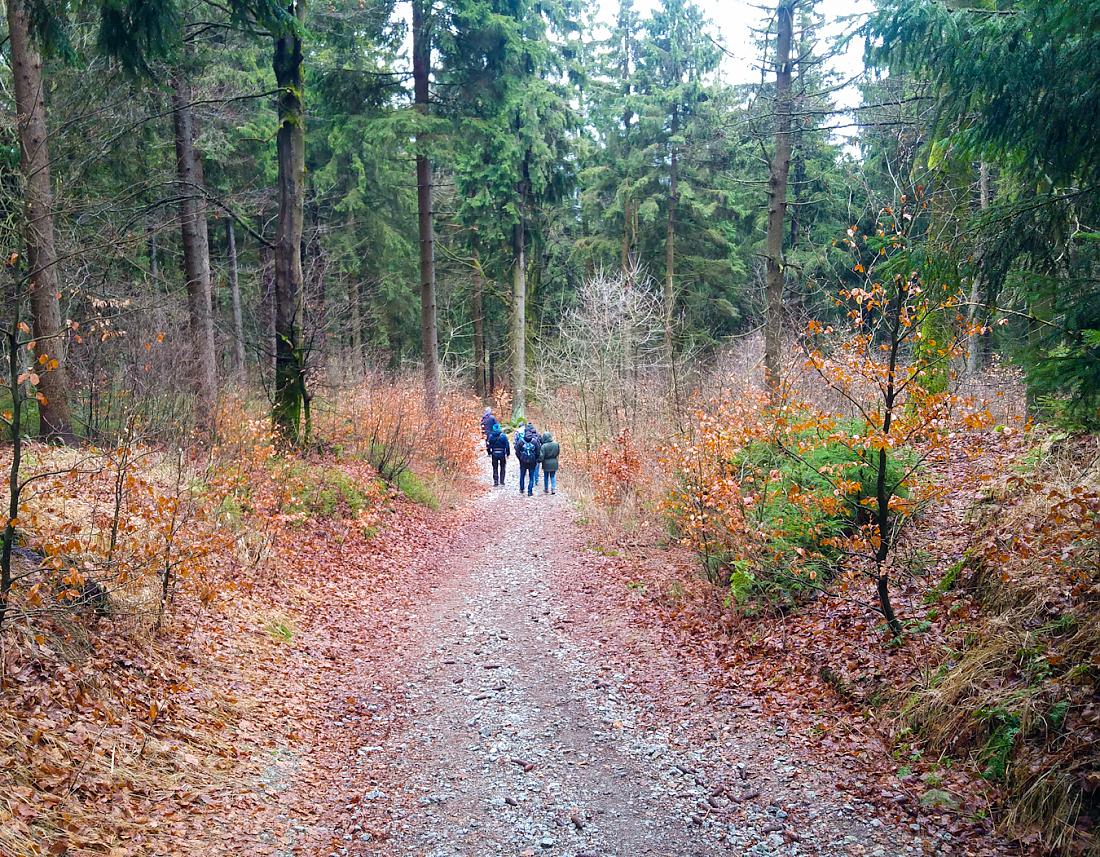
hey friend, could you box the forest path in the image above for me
[244,448,938,857]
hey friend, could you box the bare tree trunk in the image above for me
[413,0,440,411]
[149,226,159,285]
[511,212,527,420]
[664,116,678,359]
[272,10,307,442]
[967,162,991,376]
[347,275,362,376]
[313,241,327,369]
[171,69,218,428]
[225,218,246,376]
[7,0,75,442]
[472,250,487,401]
[260,247,276,380]
[763,0,794,399]
[788,5,810,252]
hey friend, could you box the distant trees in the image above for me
[0,0,1095,444]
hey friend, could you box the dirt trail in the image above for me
[326,455,948,857]
[229,452,953,856]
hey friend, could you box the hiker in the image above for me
[480,406,496,438]
[539,431,560,494]
[515,422,542,496]
[486,422,510,486]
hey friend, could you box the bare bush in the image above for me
[534,268,671,453]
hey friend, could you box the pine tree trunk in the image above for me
[171,69,218,428]
[967,162,992,377]
[664,120,678,359]
[413,0,439,412]
[788,6,810,252]
[7,0,75,443]
[472,251,487,401]
[763,0,794,399]
[511,211,527,421]
[226,218,246,376]
[272,10,307,442]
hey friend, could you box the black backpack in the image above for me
[519,435,539,464]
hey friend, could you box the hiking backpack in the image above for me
[519,436,538,464]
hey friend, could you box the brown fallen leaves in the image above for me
[549,427,1046,856]
[0,440,479,857]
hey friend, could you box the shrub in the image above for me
[277,460,370,521]
[664,395,920,609]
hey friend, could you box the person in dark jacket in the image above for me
[515,422,542,496]
[480,407,496,438]
[539,431,560,494]
[486,422,510,486]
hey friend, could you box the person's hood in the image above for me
[490,424,503,436]
[542,432,553,442]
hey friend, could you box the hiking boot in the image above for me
[551,489,556,495]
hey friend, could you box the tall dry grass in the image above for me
[897,436,1099,855]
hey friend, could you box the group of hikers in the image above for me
[480,408,561,496]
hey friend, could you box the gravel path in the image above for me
[337,456,940,857]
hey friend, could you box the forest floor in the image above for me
[173,449,1016,857]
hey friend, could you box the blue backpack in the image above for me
[519,435,538,464]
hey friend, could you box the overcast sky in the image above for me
[592,0,876,107]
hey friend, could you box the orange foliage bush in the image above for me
[315,374,478,483]
[587,429,642,507]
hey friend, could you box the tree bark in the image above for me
[763,0,794,399]
[413,0,440,411]
[511,211,527,421]
[347,275,362,376]
[171,69,218,428]
[472,250,487,401]
[272,6,307,443]
[7,0,75,442]
[226,218,246,376]
[149,226,159,285]
[966,162,991,376]
[664,113,678,360]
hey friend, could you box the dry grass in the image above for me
[897,435,1099,855]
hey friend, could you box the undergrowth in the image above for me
[896,434,1099,855]
[276,459,371,521]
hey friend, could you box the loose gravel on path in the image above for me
[318,456,943,857]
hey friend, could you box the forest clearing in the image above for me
[1,0,1097,854]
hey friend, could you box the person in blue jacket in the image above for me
[515,422,542,496]
[486,423,510,486]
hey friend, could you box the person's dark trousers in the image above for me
[519,463,536,495]
[492,457,506,485]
